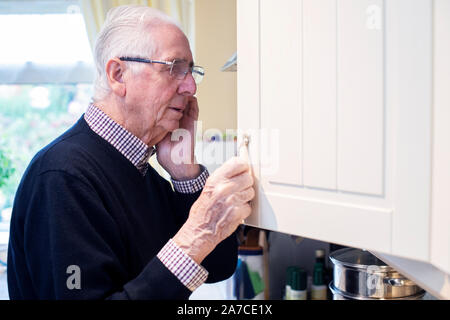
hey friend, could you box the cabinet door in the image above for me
[237,0,433,262]
[431,0,450,276]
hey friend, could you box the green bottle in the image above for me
[311,262,327,300]
[284,266,297,300]
[289,268,307,300]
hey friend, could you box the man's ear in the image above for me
[105,58,126,97]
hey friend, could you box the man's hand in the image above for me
[156,96,200,180]
[172,156,255,264]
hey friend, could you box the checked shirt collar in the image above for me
[84,103,156,176]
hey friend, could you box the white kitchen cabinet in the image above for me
[237,0,450,287]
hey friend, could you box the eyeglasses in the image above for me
[119,57,205,84]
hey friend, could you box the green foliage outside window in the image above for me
[0,149,14,189]
[0,84,92,216]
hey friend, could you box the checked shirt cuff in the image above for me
[171,165,209,194]
[157,238,209,292]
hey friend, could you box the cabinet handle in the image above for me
[239,134,254,225]
[239,134,250,163]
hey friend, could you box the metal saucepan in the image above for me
[329,248,425,299]
[329,282,425,300]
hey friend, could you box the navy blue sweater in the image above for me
[7,116,238,300]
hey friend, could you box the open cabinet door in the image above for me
[237,0,435,264]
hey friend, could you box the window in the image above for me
[0,1,94,283]
[0,0,94,83]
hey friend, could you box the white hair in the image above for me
[93,5,182,102]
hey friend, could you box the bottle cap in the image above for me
[291,268,307,291]
[313,262,324,285]
[315,249,325,258]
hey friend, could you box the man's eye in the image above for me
[173,64,188,76]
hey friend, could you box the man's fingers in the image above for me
[239,186,255,203]
[211,156,249,180]
[237,203,252,220]
[225,186,255,207]
[229,172,254,191]
[225,157,251,179]
[186,96,199,119]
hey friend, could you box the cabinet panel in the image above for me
[243,0,394,254]
[260,193,391,252]
[237,0,261,227]
[260,0,302,185]
[387,0,431,261]
[431,0,450,275]
[337,0,384,196]
[303,0,337,190]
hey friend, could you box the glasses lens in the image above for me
[171,60,189,80]
[192,66,204,84]
[170,60,204,84]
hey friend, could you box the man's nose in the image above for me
[178,72,197,96]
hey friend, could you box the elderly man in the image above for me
[7,6,254,299]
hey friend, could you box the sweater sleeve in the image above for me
[17,170,192,300]
[168,174,239,285]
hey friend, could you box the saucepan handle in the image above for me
[384,278,415,287]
